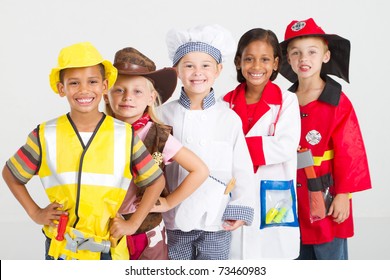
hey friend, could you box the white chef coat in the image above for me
[158,91,255,232]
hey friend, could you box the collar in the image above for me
[223,81,282,135]
[223,81,282,107]
[132,113,151,131]
[178,87,216,110]
[288,75,342,106]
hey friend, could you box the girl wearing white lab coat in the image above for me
[223,28,301,259]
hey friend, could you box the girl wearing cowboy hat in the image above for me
[104,47,209,260]
[280,18,372,260]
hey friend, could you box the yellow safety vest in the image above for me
[38,114,133,260]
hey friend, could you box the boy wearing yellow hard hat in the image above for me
[2,42,166,260]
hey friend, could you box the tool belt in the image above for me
[48,226,127,260]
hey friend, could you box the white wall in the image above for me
[0,0,388,260]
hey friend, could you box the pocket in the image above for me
[174,177,229,230]
[259,180,299,229]
[307,173,334,223]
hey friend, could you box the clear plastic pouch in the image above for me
[260,180,298,229]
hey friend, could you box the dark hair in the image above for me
[59,63,106,83]
[234,28,282,83]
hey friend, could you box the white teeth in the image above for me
[77,98,93,104]
[251,73,264,77]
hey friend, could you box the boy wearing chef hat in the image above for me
[158,24,255,260]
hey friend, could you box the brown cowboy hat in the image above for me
[113,47,177,103]
[280,18,351,83]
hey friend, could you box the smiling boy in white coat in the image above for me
[158,24,255,260]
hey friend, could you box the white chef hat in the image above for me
[166,24,236,66]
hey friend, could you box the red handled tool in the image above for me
[56,214,68,241]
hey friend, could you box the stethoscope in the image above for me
[228,90,282,137]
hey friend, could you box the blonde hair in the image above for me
[105,77,164,125]
[145,78,164,124]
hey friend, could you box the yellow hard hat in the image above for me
[49,42,117,93]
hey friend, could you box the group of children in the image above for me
[2,18,372,260]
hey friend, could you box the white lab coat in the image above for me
[225,90,301,259]
[158,100,255,232]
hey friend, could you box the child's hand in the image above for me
[222,220,245,231]
[110,214,137,238]
[30,202,67,227]
[327,193,350,224]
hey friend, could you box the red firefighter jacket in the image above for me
[289,76,372,244]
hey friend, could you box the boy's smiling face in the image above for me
[57,65,107,116]
[176,52,222,104]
